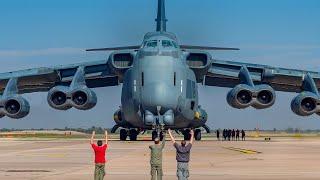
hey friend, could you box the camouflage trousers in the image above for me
[151,164,163,180]
[94,163,105,180]
[177,162,189,180]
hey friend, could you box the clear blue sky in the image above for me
[0,0,319,130]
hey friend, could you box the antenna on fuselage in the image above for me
[156,0,167,32]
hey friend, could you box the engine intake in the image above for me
[71,88,97,110]
[291,92,318,116]
[185,51,212,82]
[252,85,276,109]
[47,86,72,110]
[3,96,30,119]
[227,84,254,109]
[227,84,276,109]
[108,51,135,76]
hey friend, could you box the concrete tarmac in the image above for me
[1,137,320,180]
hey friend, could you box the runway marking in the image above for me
[223,147,262,154]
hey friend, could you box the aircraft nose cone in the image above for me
[141,83,177,114]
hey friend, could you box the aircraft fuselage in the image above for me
[120,32,207,130]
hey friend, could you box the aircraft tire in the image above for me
[120,129,127,141]
[129,129,138,141]
[152,130,158,141]
[194,129,201,141]
[183,129,191,140]
[159,131,164,141]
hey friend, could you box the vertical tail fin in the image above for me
[156,0,167,32]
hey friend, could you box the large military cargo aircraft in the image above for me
[0,0,319,141]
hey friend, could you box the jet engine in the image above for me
[3,96,30,119]
[227,83,276,109]
[252,85,276,109]
[227,84,254,109]
[291,92,318,116]
[47,86,72,110]
[70,87,97,110]
[113,109,123,125]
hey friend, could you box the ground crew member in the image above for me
[90,130,108,180]
[236,129,240,141]
[149,132,166,180]
[216,129,220,141]
[232,129,235,141]
[168,128,194,180]
[241,129,246,141]
[223,129,227,141]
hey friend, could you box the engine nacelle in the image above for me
[114,109,126,126]
[185,51,212,82]
[108,51,134,77]
[3,96,30,119]
[70,87,97,110]
[227,84,254,109]
[291,91,318,116]
[227,84,276,109]
[252,85,276,109]
[47,86,72,110]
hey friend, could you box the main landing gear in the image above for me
[152,130,164,141]
[182,128,202,141]
[120,129,139,141]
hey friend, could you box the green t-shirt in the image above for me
[149,138,165,165]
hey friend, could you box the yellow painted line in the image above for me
[223,147,261,154]
[48,154,67,158]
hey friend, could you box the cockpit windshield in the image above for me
[144,40,158,48]
[162,40,179,48]
[162,40,173,47]
[172,41,179,48]
[143,39,179,49]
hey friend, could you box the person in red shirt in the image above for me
[90,130,108,180]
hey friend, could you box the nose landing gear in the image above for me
[119,128,139,141]
[152,124,165,141]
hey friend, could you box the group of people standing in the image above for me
[149,129,193,180]
[90,129,193,180]
[216,129,246,141]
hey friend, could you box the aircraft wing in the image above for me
[205,59,320,93]
[0,60,119,94]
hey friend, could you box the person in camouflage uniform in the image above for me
[149,133,166,180]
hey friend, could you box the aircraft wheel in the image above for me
[120,129,127,141]
[183,129,191,140]
[194,129,201,141]
[159,131,164,141]
[129,129,138,141]
[152,130,158,141]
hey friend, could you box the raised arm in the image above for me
[105,130,108,145]
[189,129,194,144]
[168,129,176,144]
[90,131,95,145]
